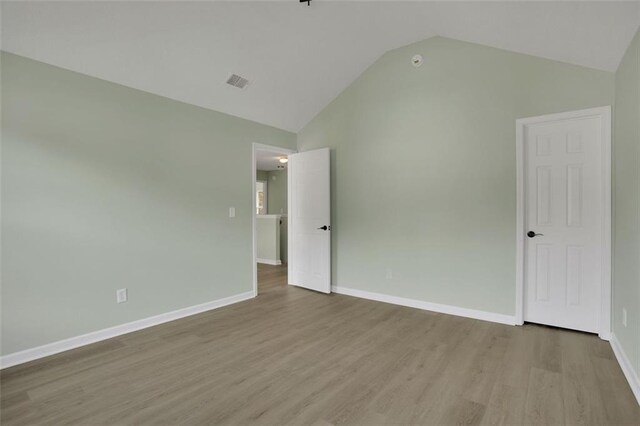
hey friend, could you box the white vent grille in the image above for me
[226,74,249,89]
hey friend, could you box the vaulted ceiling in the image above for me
[2,1,639,132]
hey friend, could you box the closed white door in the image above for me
[524,114,605,333]
[288,148,331,293]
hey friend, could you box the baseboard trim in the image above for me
[610,333,640,405]
[0,291,255,369]
[331,285,516,326]
[257,258,282,265]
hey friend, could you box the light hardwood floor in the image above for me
[1,264,639,425]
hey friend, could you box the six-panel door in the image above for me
[524,116,603,333]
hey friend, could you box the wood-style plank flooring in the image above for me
[1,264,638,425]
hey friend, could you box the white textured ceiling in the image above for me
[2,1,639,132]
[256,149,288,171]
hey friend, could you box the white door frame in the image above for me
[515,106,612,340]
[252,143,296,296]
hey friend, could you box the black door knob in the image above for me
[317,225,329,231]
[527,231,544,238]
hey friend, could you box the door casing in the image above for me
[515,106,612,340]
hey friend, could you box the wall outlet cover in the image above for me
[116,288,128,304]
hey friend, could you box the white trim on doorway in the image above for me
[515,106,612,340]
[252,143,296,296]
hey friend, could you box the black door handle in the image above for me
[527,231,544,238]
[317,225,330,231]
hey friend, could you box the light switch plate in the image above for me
[229,207,236,218]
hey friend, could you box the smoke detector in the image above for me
[411,54,423,67]
[226,74,250,89]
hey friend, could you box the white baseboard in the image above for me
[331,285,516,326]
[0,291,254,369]
[610,333,640,405]
[257,258,281,265]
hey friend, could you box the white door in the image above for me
[288,148,331,293]
[524,113,606,333]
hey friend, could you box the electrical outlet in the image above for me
[116,288,128,304]
[622,308,627,327]
[229,207,235,218]
[386,268,393,280]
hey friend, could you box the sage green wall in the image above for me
[256,169,287,261]
[613,29,640,379]
[256,170,287,215]
[297,37,614,316]
[1,52,295,355]
[266,170,287,215]
[267,170,288,262]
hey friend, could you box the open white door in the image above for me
[288,148,331,293]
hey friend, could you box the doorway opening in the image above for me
[252,143,295,295]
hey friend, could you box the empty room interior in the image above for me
[1,1,640,425]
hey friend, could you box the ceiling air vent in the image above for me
[226,74,249,89]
